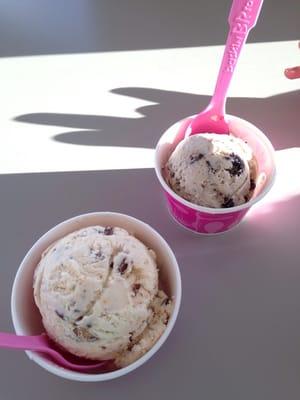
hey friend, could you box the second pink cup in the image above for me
[154,115,276,235]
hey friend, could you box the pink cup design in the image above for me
[154,115,276,235]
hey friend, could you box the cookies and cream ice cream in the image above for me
[33,226,172,368]
[165,133,257,208]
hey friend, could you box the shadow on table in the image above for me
[14,88,300,151]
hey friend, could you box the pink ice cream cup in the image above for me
[154,115,276,235]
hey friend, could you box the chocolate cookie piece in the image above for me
[225,153,245,176]
[222,197,235,208]
[104,226,114,235]
[190,153,203,164]
[118,258,128,274]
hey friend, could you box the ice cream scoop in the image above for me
[33,225,172,368]
[165,133,257,208]
[184,0,264,137]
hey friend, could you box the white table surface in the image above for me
[0,0,300,399]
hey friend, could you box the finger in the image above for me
[284,66,300,79]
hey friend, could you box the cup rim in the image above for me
[11,212,182,382]
[154,114,276,215]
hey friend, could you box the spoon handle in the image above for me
[209,0,264,116]
[0,332,44,351]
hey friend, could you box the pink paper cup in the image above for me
[154,115,276,235]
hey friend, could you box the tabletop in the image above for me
[0,0,300,399]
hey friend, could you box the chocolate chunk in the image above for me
[118,258,128,274]
[222,197,235,208]
[250,179,256,191]
[55,310,65,320]
[226,153,245,176]
[104,226,114,235]
[109,261,114,269]
[95,250,105,260]
[170,171,175,178]
[164,316,170,326]
[132,283,141,295]
[75,315,84,322]
[206,160,216,173]
[190,153,203,164]
[161,297,170,306]
[127,335,135,351]
[86,323,92,328]
[101,346,106,350]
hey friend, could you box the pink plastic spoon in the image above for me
[0,332,114,372]
[185,0,264,137]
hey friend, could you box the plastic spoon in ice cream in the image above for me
[0,332,113,372]
[185,0,264,137]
